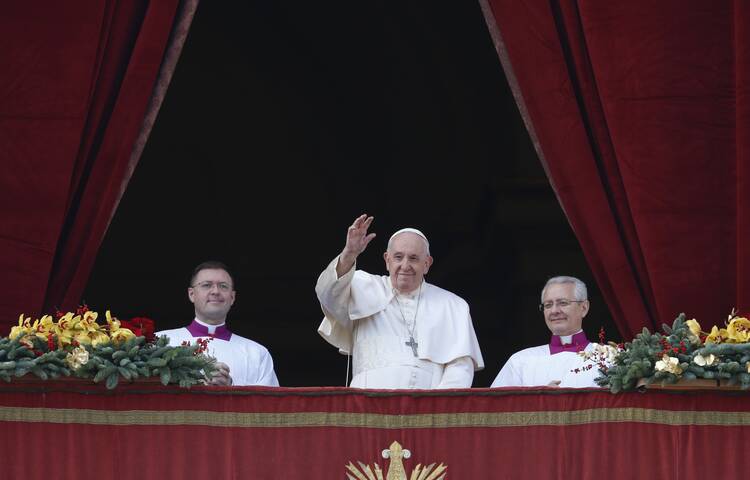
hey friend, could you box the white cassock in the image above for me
[157,321,279,387]
[491,343,602,388]
[316,256,484,389]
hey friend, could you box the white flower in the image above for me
[693,353,717,367]
[655,354,682,375]
[572,343,621,375]
[65,346,90,370]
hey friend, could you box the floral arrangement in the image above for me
[595,311,750,392]
[0,306,216,389]
[572,328,621,376]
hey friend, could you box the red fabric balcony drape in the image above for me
[480,1,750,338]
[2,382,750,479]
[0,1,197,334]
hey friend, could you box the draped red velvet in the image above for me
[0,1,193,334]
[2,382,750,479]
[480,1,750,338]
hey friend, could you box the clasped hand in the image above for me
[207,361,233,386]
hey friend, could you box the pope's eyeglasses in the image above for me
[539,299,585,312]
[191,281,233,292]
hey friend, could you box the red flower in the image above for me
[194,337,213,355]
[120,317,156,342]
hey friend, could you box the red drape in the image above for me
[480,1,750,338]
[0,1,196,334]
[2,382,750,479]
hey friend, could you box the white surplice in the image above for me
[316,256,484,389]
[490,343,602,388]
[157,324,279,387]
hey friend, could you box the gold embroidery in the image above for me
[345,441,447,480]
[3,406,750,428]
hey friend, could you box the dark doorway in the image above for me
[84,1,618,387]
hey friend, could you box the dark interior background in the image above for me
[83,1,619,387]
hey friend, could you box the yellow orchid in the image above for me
[82,310,98,323]
[9,314,33,340]
[106,310,121,330]
[56,312,74,331]
[72,311,100,334]
[36,315,55,332]
[110,327,136,345]
[705,325,729,344]
[26,315,55,342]
[685,319,702,337]
[10,308,149,353]
[655,354,682,375]
[74,329,110,348]
[63,311,110,346]
[9,314,55,343]
[54,330,70,348]
[90,330,111,347]
[684,318,704,344]
[51,312,85,348]
[72,332,90,346]
[106,310,135,344]
[726,317,750,343]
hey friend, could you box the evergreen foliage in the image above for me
[597,313,750,392]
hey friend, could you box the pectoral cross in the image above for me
[405,336,418,357]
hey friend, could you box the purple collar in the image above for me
[549,331,589,355]
[186,320,232,341]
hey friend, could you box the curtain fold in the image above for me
[736,0,750,312]
[480,0,747,338]
[0,0,197,334]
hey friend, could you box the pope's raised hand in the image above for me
[338,214,376,275]
[344,214,376,255]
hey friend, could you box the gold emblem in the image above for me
[345,441,447,480]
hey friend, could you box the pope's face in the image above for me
[542,283,589,336]
[188,268,236,324]
[383,232,433,293]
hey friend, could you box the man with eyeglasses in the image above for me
[156,261,279,387]
[316,214,484,389]
[490,276,601,388]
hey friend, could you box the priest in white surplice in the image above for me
[157,261,279,387]
[491,276,602,388]
[316,214,484,389]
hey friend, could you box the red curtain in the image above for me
[0,1,196,334]
[480,1,750,338]
[2,382,750,479]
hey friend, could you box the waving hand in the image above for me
[337,214,376,275]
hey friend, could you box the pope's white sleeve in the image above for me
[316,256,356,326]
[436,356,474,388]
